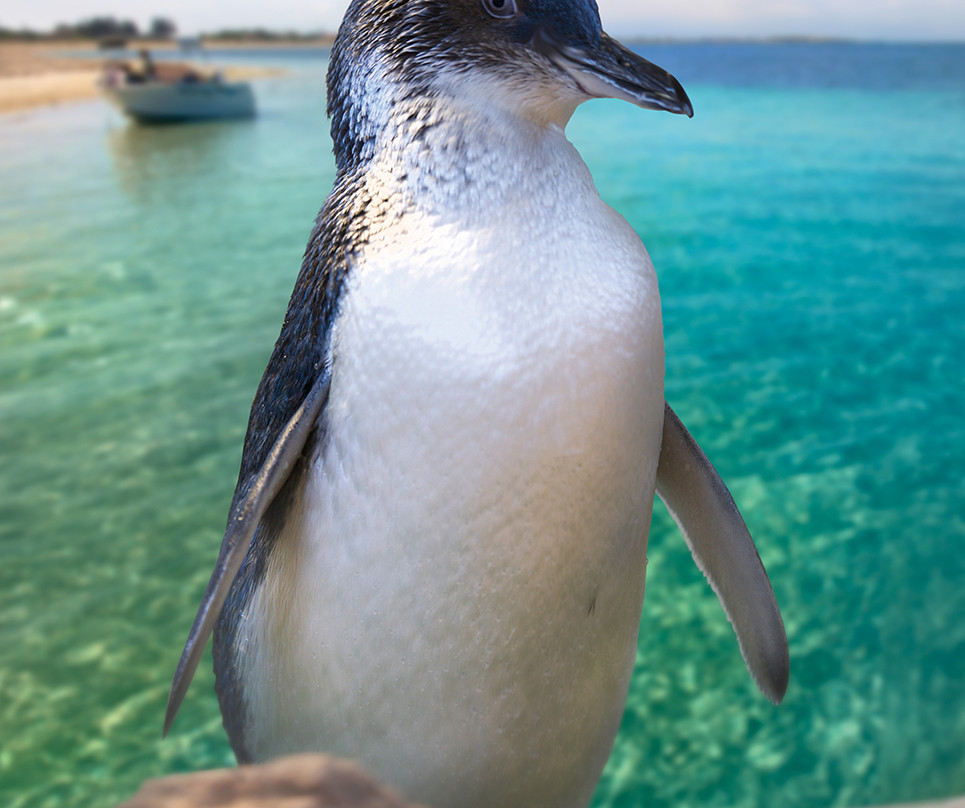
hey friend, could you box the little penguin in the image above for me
[164,0,789,806]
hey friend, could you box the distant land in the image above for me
[2,16,954,47]
[624,34,857,45]
[0,30,916,48]
[0,16,947,49]
[0,16,335,46]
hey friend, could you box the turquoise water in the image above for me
[1,43,964,807]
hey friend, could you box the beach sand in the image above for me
[0,40,295,114]
[0,42,102,113]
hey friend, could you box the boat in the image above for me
[102,77,256,123]
[101,52,255,123]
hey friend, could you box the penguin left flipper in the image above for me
[656,402,790,703]
[163,371,331,736]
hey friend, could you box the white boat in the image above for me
[102,67,256,123]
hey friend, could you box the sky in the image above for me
[4,0,965,41]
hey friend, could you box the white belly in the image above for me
[236,146,665,808]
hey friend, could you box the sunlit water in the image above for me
[1,43,963,808]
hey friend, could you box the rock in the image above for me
[862,802,965,808]
[118,753,426,808]
[119,754,965,808]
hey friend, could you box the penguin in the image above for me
[164,0,789,806]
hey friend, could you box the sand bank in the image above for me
[0,41,292,114]
[0,42,100,113]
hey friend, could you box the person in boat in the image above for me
[138,49,157,81]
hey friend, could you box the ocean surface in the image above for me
[1,42,963,808]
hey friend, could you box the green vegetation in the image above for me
[0,17,336,44]
[0,15,177,41]
[0,25,47,41]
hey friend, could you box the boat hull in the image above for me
[104,81,256,123]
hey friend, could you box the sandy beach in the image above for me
[0,40,300,114]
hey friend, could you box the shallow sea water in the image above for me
[1,44,963,808]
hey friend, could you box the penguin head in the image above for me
[328,0,692,167]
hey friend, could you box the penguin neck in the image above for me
[347,75,591,224]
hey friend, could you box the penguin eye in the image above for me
[481,0,519,19]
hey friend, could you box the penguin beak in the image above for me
[535,29,694,117]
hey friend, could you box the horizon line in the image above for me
[2,27,963,47]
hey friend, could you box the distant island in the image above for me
[622,34,857,45]
[1,15,869,49]
[0,15,335,47]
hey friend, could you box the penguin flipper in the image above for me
[655,402,789,703]
[163,370,331,736]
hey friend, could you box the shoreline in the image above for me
[0,40,303,115]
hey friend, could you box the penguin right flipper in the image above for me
[655,402,789,703]
[163,370,331,736]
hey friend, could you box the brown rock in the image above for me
[118,754,426,808]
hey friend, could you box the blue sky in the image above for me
[6,0,965,41]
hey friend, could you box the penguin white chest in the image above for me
[239,147,665,808]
